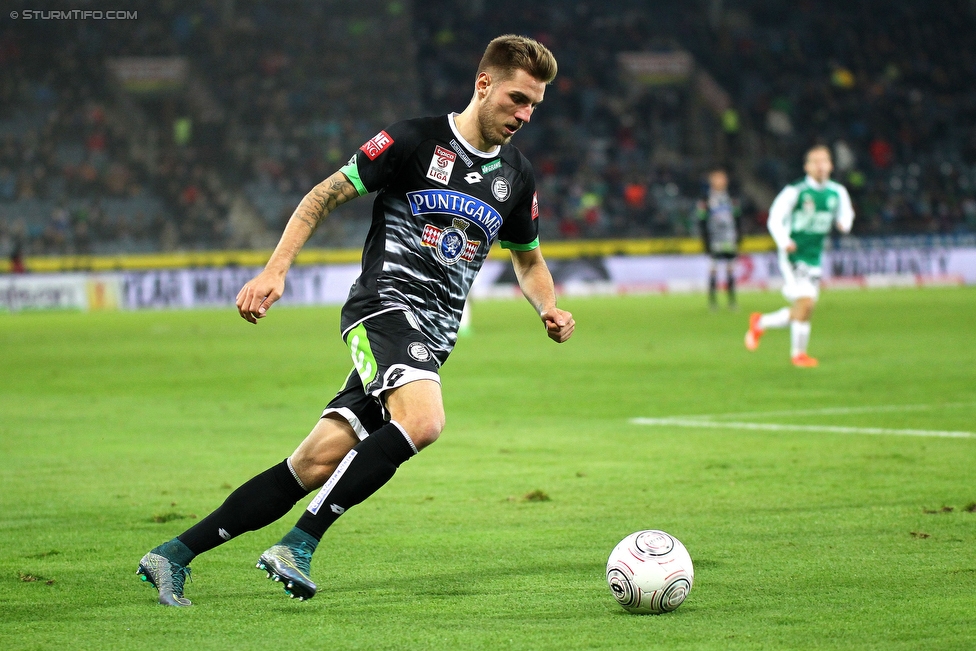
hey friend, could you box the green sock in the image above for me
[153,538,196,566]
[280,527,319,552]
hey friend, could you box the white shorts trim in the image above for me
[373,364,441,399]
[322,406,370,441]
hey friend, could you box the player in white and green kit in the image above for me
[745,145,854,367]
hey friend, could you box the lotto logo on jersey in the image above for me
[426,146,457,185]
[361,131,393,160]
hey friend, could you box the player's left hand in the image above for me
[541,307,575,343]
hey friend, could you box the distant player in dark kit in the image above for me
[135,35,575,606]
[696,168,741,309]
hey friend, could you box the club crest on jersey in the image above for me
[407,342,432,362]
[421,218,480,265]
[491,176,511,202]
[407,189,503,241]
[427,145,457,186]
[360,131,393,160]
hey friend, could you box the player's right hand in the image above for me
[236,270,285,324]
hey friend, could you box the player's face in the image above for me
[477,69,546,147]
[708,171,728,192]
[804,149,833,183]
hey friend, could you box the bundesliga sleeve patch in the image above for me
[532,191,539,219]
[360,131,394,160]
[426,145,457,185]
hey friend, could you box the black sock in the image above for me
[727,272,736,305]
[294,421,417,541]
[177,459,309,555]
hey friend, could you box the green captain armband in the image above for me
[339,161,369,196]
[500,237,540,251]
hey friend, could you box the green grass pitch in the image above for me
[2,287,975,650]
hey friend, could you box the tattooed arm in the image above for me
[236,171,361,323]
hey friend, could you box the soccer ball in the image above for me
[606,530,694,614]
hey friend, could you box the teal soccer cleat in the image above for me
[256,543,317,601]
[137,552,192,606]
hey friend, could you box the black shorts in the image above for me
[322,309,440,440]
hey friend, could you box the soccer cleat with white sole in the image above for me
[137,552,192,606]
[256,543,316,601]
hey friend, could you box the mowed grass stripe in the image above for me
[630,416,976,438]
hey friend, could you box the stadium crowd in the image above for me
[1,0,975,258]
[696,0,976,235]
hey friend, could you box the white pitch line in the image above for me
[629,417,975,439]
[681,402,976,421]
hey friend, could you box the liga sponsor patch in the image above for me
[360,130,393,160]
[531,191,539,219]
[426,145,457,185]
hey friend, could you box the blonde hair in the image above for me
[477,34,557,84]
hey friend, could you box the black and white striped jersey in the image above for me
[337,114,540,365]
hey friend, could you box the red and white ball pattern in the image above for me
[606,530,694,614]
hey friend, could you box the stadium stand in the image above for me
[1,0,974,260]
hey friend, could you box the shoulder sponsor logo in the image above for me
[491,176,511,202]
[464,172,483,184]
[531,191,539,219]
[407,189,503,241]
[426,145,457,185]
[421,218,481,265]
[481,159,501,174]
[450,139,474,168]
[360,130,393,160]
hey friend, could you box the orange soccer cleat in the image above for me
[744,312,764,351]
[791,352,819,368]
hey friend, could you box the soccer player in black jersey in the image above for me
[696,168,741,309]
[137,35,575,606]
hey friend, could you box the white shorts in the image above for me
[779,252,820,302]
